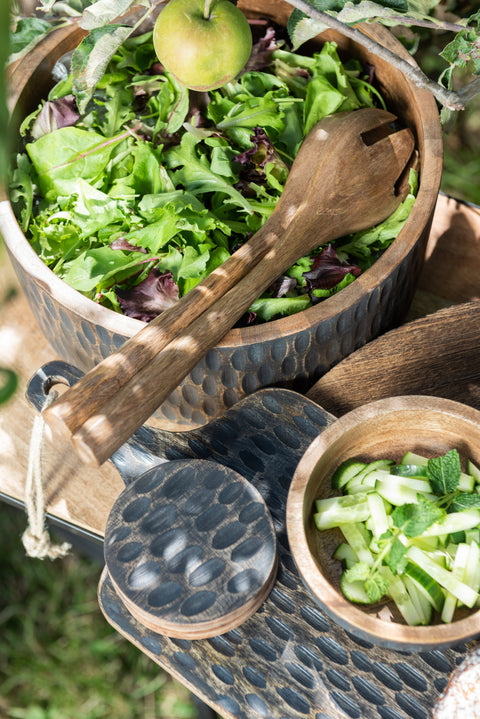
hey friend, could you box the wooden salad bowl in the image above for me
[287,395,480,651]
[0,0,443,431]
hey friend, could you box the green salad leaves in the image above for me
[10,25,417,324]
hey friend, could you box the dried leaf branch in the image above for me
[283,0,470,110]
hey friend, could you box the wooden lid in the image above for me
[103,459,278,639]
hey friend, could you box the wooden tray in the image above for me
[27,365,473,718]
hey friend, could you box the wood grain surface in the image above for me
[0,193,478,538]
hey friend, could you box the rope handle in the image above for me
[23,391,71,560]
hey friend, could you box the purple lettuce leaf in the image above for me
[303,245,362,296]
[243,26,279,73]
[31,95,80,139]
[115,268,179,322]
[234,126,287,193]
[110,237,147,252]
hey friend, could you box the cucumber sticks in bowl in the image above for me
[315,449,480,626]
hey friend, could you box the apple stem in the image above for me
[203,0,212,19]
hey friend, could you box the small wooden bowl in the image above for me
[0,0,443,431]
[287,395,480,651]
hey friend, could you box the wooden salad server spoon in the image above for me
[42,107,415,466]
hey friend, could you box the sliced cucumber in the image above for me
[392,475,432,493]
[317,447,480,626]
[339,523,374,566]
[362,459,395,474]
[468,459,480,485]
[333,542,358,569]
[346,468,391,493]
[409,534,439,553]
[407,545,478,607]
[450,530,466,544]
[403,575,434,625]
[458,472,475,492]
[391,464,428,478]
[440,543,470,622]
[331,459,367,490]
[421,508,480,538]
[464,540,480,594]
[375,478,434,506]
[404,562,444,612]
[314,493,370,530]
[367,491,390,539]
[465,529,480,545]
[379,566,423,626]
[340,573,372,604]
[401,451,428,467]
[345,471,378,494]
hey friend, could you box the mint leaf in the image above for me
[344,562,388,603]
[365,573,389,603]
[452,493,480,511]
[427,449,461,495]
[384,536,408,575]
[392,496,445,538]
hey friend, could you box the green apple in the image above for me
[153,0,252,91]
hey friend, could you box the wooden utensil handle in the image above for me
[71,227,333,466]
[42,215,286,440]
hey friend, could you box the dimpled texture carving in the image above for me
[104,460,277,636]
[6,225,427,432]
[96,386,471,719]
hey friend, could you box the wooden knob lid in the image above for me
[103,459,278,639]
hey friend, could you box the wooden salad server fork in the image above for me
[42,107,415,466]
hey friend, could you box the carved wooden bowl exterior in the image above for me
[0,0,443,431]
[287,395,480,651]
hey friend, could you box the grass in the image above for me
[0,502,200,719]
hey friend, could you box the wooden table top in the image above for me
[1,192,480,719]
